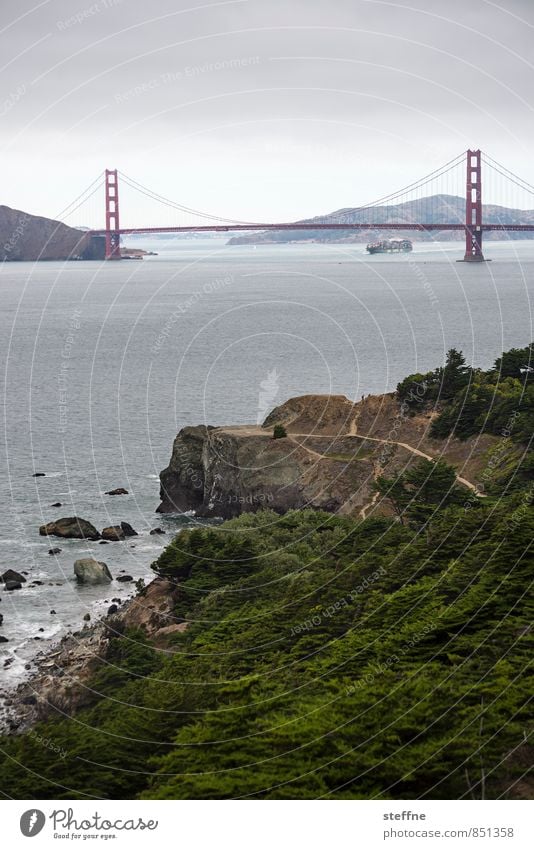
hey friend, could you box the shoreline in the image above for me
[0,575,178,735]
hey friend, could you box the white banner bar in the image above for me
[3,800,533,848]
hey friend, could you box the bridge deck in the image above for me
[90,223,534,236]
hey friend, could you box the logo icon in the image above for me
[20,809,46,837]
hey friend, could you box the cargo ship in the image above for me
[366,238,413,255]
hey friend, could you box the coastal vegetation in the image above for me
[0,346,532,800]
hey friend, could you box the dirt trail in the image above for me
[219,424,483,497]
[287,432,483,496]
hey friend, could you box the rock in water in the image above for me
[74,558,112,585]
[48,548,61,555]
[101,521,138,541]
[2,569,26,584]
[39,517,100,540]
[116,575,133,583]
[150,527,165,535]
[5,581,22,591]
[120,521,137,537]
[105,488,128,496]
[101,525,126,541]
[32,472,46,477]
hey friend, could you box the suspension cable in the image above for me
[55,173,104,220]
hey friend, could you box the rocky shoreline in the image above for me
[0,576,180,734]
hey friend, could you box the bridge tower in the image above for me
[464,149,485,261]
[105,169,121,260]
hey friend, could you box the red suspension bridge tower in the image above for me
[104,168,121,260]
[463,149,485,262]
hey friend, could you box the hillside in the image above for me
[0,204,102,261]
[0,344,532,800]
[228,194,534,245]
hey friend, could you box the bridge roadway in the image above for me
[90,222,534,236]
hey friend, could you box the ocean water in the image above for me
[1,237,533,684]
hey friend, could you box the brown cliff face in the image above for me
[0,204,101,261]
[157,393,502,520]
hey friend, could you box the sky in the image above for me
[1,0,534,226]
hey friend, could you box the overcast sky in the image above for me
[1,0,534,225]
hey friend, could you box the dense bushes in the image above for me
[0,493,531,800]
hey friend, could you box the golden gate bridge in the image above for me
[58,149,534,262]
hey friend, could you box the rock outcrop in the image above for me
[157,396,380,518]
[73,558,112,585]
[158,425,213,513]
[157,393,498,520]
[39,517,100,540]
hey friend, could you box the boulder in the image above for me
[39,517,100,541]
[107,604,119,615]
[120,521,137,537]
[2,569,26,584]
[0,635,8,643]
[101,525,126,541]
[0,613,3,626]
[5,581,22,591]
[32,472,46,477]
[116,575,133,583]
[48,548,61,555]
[83,613,91,621]
[105,488,128,496]
[101,521,138,541]
[51,502,62,507]
[74,558,112,585]
[150,527,165,535]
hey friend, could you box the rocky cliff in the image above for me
[157,393,496,519]
[0,204,102,261]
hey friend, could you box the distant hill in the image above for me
[228,194,534,245]
[0,205,103,261]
